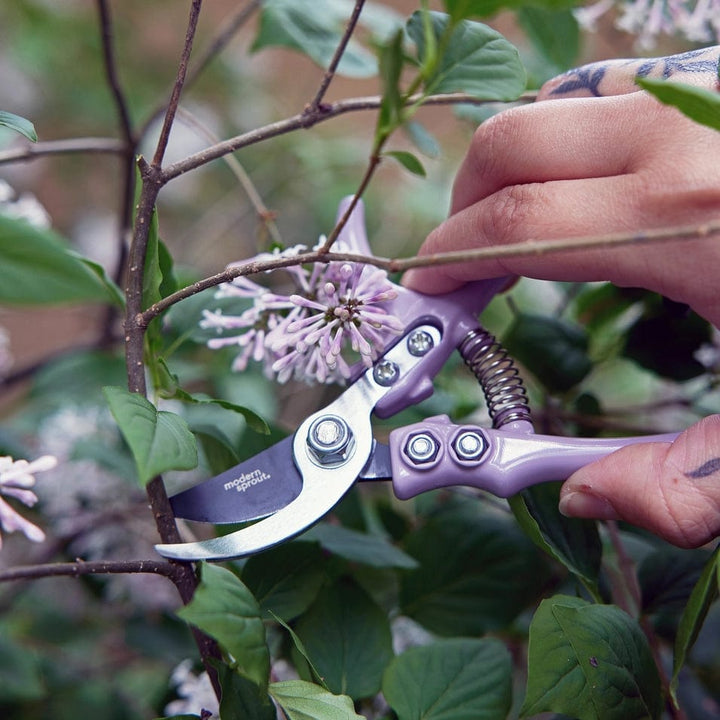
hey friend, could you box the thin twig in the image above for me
[175,106,283,246]
[161,91,536,182]
[95,0,137,345]
[0,558,182,584]
[96,0,134,149]
[138,0,261,142]
[0,137,125,165]
[138,217,720,326]
[307,0,368,112]
[605,521,687,720]
[186,0,262,90]
[151,0,204,168]
[319,152,381,251]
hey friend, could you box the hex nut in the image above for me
[404,431,440,465]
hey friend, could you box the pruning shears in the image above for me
[155,200,677,562]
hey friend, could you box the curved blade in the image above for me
[170,436,301,524]
[156,379,377,561]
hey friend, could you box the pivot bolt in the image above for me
[404,432,440,465]
[407,329,435,357]
[373,359,400,386]
[452,430,487,462]
[307,415,354,466]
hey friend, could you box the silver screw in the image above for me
[307,415,354,466]
[404,432,440,465]
[373,359,400,386]
[407,329,435,357]
[452,431,487,461]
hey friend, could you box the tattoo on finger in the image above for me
[550,48,720,98]
[686,457,720,479]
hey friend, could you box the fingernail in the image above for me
[559,491,621,520]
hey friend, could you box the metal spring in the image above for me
[459,327,532,429]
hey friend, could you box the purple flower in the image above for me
[0,454,56,549]
[201,245,403,385]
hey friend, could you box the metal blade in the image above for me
[357,441,392,481]
[169,435,302,524]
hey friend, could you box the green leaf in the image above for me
[0,110,37,141]
[252,0,402,78]
[671,546,720,703]
[407,11,526,100]
[167,384,270,436]
[517,6,579,72]
[269,680,364,720]
[385,150,427,177]
[623,307,711,381]
[0,215,118,305]
[216,662,276,720]
[242,542,327,620]
[400,505,550,635]
[303,522,419,569]
[509,482,601,591]
[103,386,198,486]
[377,28,405,137]
[639,546,712,616]
[383,638,512,720]
[178,564,271,692]
[293,577,393,699]
[77,254,125,307]
[637,77,720,132]
[272,613,329,689]
[142,205,176,311]
[187,395,269,436]
[503,312,593,393]
[521,596,663,720]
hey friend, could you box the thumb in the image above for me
[558,415,720,548]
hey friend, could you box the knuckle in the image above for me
[466,107,526,181]
[481,183,537,245]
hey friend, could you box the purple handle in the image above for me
[333,196,509,419]
[389,414,678,499]
[372,282,509,418]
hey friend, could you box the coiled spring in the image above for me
[459,327,532,429]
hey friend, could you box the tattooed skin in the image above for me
[551,64,608,97]
[635,47,720,78]
[685,457,720,479]
[549,47,720,98]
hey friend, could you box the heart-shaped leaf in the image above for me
[103,386,197,486]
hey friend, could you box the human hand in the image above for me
[404,47,720,327]
[404,48,720,547]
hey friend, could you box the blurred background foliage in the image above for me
[0,1,718,718]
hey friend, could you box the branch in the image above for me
[307,0,367,112]
[161,91,536,182]
[175,107,283,246]
[138,217,720,326]
[138,0,261,141]
[96,0,134,149]
[186,0,262,90]
[152,0,204,168]
[96,0,138,346]
[0,558,183,584]
[0,137,125,165]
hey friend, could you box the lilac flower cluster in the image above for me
[0,454,56,550]
[576,0,720,47]
[200,243,403,385]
